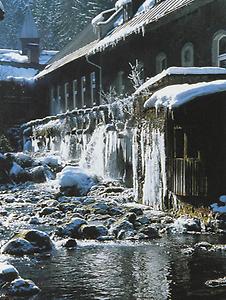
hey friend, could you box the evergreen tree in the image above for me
[0,0,114,50]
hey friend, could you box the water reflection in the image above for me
[3,236,226,300]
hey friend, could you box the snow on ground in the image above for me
[135,67,226,95]
[0,65,38,80]
[143,80,226,110]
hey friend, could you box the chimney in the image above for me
[27,43,40,64]
[20,5,40,59]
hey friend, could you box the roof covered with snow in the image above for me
[143,80,226,110]
[0,65,38,81]
[0,49,58,65]
[0,49,58,81]
[90,0,213,54]
[135,67,226,95]
[36,0,214,79]
[20,6,39,39]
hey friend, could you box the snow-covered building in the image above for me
[0,5,57,127]
[28,0,226,205]
[35,0,226,115]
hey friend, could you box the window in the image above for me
[181,43,194,67]
[73,80,78,109]
[116,71,125,94]
[156,52,167,74]
[90,72,96,106]
[212,30,226,67]
[50,86,55,115]
[64,82,69,112]
[81,76,86,108]
[57,85,63,114]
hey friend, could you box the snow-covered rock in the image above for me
[1,230,54,255]
[169,216,202,233]
[58,166,96,196]
[14,152,33,168]
[0,263,19,282]
[61,217,87,237]
[39,155,62,171]
[8,278,40,296]
[9,162,30,183]
[1,238,34,255]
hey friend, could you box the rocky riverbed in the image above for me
[0,151,225,297]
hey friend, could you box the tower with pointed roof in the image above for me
[20,5,40,64]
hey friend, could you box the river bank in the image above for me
[0,151,225,298]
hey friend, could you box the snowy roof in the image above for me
[0,65,38,81]
[90,0,214,54]
[143,80,226,110]
[20,6,39,39]
[0,49,57,65]
[35,40,99,80]
[135,67,226,95]
[35,0,214,79]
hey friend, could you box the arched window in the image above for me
[156,52,167,74]
[181,43,194,67]
[212,30,226,67]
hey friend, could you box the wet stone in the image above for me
[0,263,19,282]
[62,238,77,248]
[8,278,41,296]
[139,225,160,239]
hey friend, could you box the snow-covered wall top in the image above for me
[135,67,226,95]
[143,80,226,110]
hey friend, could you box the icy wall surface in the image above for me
[22,96,167,209]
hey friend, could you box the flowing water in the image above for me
[2,235,226,300]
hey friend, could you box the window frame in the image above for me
[156,52,167,74]
[181,42,194,67]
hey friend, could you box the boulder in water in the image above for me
[0,263,19,282]
[1,230,54,255]
[61,217,87,237]
[8,278,40,296]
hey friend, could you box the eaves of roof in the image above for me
[35,40,99,80]
[36,0,215,80]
